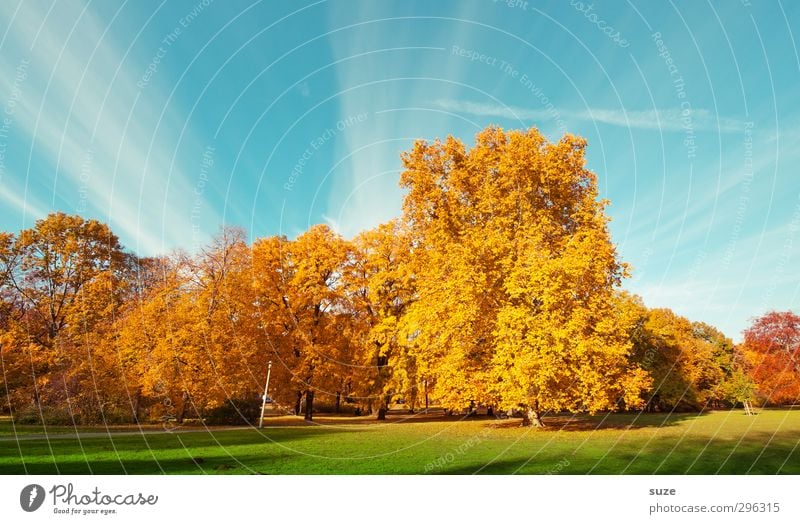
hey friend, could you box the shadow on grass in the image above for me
[0,425,351,475]
[473,410,709,432]
[1,410,713,434]
[288,410,710,431]
[436,429,800,475]
[16,429,798,475]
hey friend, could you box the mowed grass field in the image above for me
[1,409,799,474]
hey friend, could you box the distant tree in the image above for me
[721,367,757,412]
[627,304,734,411]
[0,213,129,417]
[742,311,800,405]
[692,321,736,407]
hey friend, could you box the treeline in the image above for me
[0,127,797,427]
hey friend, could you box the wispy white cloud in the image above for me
[0,0,217,255]
[0,181,48,219]
[322,2,479,239]
[433,99,745,133]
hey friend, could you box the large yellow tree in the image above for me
[400,126,650,425]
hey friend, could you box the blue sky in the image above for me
[0,0,798,341]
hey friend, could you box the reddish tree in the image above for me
[743,311,800,405]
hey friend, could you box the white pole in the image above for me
[259,360,273,429]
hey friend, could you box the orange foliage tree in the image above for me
[742,311,800,405]
[345,220,417,419]
[0,213,129,422]
[251,225,353,420]
[625,298,735,411]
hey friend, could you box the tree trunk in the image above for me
[376,407,387,420]
[294,391,303,416]
[176,393,188,424]
[487,406,494,417]
[304,390,314,421]
[334,391,341,413]
[522,407,544,427]
[132,388,142,424]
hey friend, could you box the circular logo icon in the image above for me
[20,484,45,512]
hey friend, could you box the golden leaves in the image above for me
[400,126,647,414]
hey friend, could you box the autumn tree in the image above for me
[345,220,417,419]
[183,227,267,416]
[1,233,34,415]
[721,367,757,411]
[400,126,650,426]
[0,232,15,288]
[691,321,737,407]
[626,303,734,411]
[742,311,800,405]
[115,254,183,421]
[0,232,25,409]
[252,225,352,421]
[249,234,298,412]
[0,213,130,420]
[117,229,269,424]
[10,212,126,343]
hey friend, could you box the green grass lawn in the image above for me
[1,409,799,474]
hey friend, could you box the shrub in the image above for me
[14,405,76,425]
[204,397,262,425]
